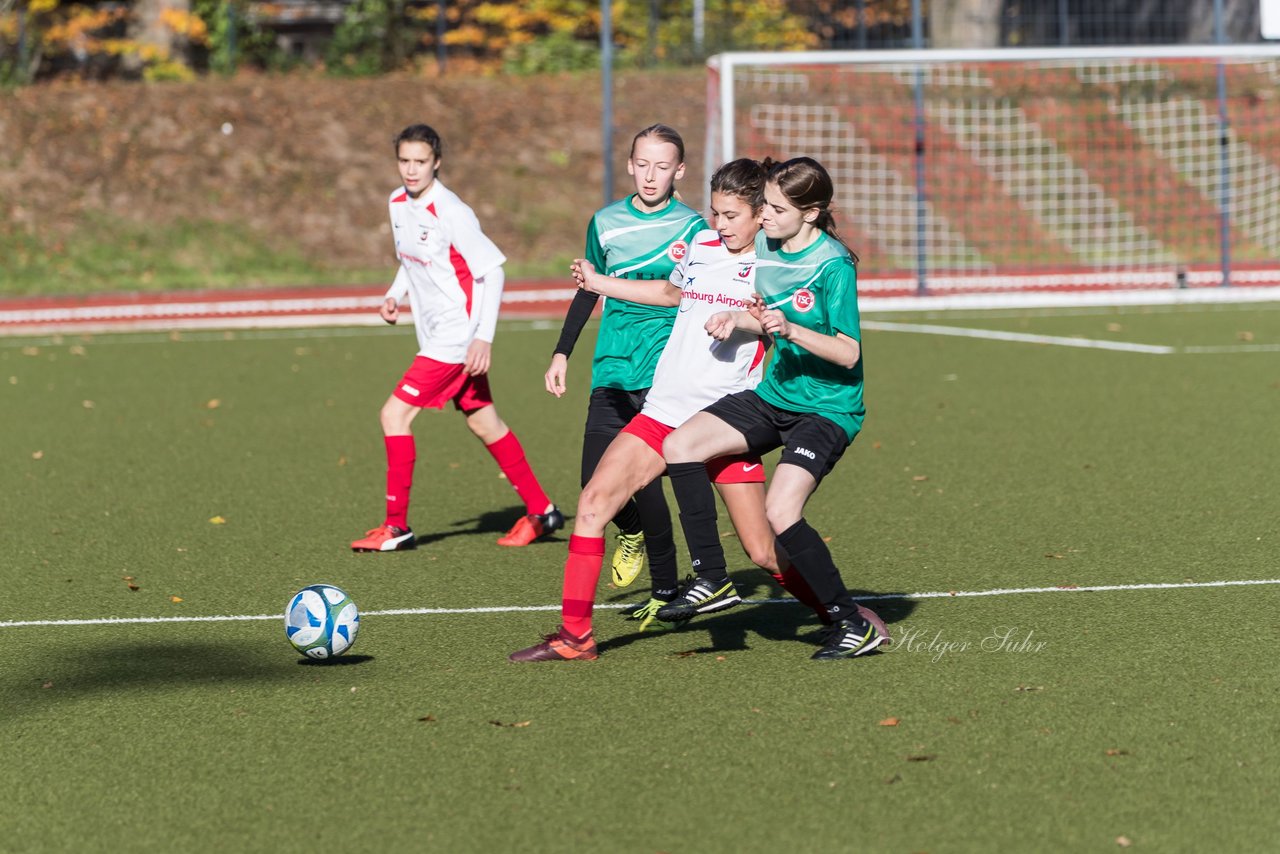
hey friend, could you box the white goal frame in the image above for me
[707,44,1280,296]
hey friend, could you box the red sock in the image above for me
[561,535,606,638]
[486,430,552,515]
[384,435,416,529]
[772,562,830,623]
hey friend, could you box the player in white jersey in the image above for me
[351,124,562,553]
[657,157,890,661]
[510,160,830,662]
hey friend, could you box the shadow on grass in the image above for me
[297,654,374,667]
[597,568,917,656]
[413,505,570,547]
[9,638,367,720]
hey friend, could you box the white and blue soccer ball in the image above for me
[285,584,360,660]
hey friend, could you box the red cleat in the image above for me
[350,525,416,552]
[508,627,598,662]
[496,505,564,546]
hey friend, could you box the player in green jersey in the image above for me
[543,125,706,625]
[654,157,889,660]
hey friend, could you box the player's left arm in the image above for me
[758,261,861,369]
[449,204,507,375]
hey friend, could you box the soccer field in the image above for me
[3,303,1278,852]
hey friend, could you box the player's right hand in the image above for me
[380,297,399,325]
[705,311,737,341]
[545,353,568,398]
[571,259,602,294]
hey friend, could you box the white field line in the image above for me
[2,577,1277,629]
[863,320,1176,353]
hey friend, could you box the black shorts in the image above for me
[584,386,650,438]
[704,390,851,483]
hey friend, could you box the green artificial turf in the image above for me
[2,307,1278,852]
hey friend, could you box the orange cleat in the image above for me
[508,627,598,662]
[350,525,416,552]
[496,505,564,547]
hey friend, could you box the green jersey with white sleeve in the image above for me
[584,195,706,390]
[752,230,865,442]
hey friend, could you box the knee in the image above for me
[765,503,799,536]
[466,407,506,443]
[744,542,780,574]
[380,401,409,435]
[662,431,697,463]
[574,485,610,535]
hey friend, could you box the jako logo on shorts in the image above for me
[792,288,815,312]
[794,447,817,459]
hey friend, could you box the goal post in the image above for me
[707,45,1280,296]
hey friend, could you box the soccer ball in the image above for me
[285,584,360,660]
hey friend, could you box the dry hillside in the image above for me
[0,68,707,278]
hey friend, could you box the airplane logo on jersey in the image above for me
[668,240,688,262]
[792,288,815,312]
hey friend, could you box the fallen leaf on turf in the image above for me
[32,450,43,460]
[337,456,347,467]
[906,754,936,762]
[417,715,437,723]
[206,399,221,409]
[822,536,833,543]
[1106,323,1123,332]
[82,400,95,409]
[879,717,900,727]
[209,516,226,525]
[1015,685,1043,692]
[1238,331,1254,342]
[872,441,882,450]
[674,650,697,658]
[715,655,726,661]
[1045,553,1065,559]
[912,475,928,482]
[41,681,53,689]
[489,720,531,728]
[1105,748,1130,757]
[1116,836,1133,848]
[170,596,183,603]
[127,583,140,591]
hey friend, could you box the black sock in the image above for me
[775,519,862,624]
[634,479,679,600]
[667,462,728,586]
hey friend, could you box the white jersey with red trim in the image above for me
[385,180,506,363]
[642,229,767,428]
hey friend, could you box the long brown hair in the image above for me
[765,156,858,263]
[710,158,766,209]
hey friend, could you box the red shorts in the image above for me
[392,356,494,412]
[621,414,765,484]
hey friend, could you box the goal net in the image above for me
[706,46,1280,296]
